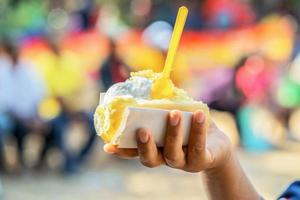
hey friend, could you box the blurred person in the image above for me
[207,67,243,117]
[175,1,204,29]
[79,0,94,30]
[130,0,154,28]
[152,1,173,25]
[0,41,45,170]
[234,55,286,150]
[37,101,97,173]
[291,34,300,62]
[103,110,299,199]
[201,0,255,28]
[277,53,300,140]
[235,55,277,102]
[0,42,13,171]
[205,58,246,139]
[35,41,96,173]
[197,55,284,150]
[99,39,130,90]
[77,0,96,30]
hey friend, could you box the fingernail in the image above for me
[103,144,115,154]
[195,111,205,124]
[170,110,180,126]
[137,129,149,144]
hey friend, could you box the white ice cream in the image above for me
[103,76,153,105]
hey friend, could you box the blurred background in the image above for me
[0,0,300,199]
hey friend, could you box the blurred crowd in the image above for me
[0,0,300,175]
[0,41,98,174]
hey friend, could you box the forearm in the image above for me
[202,151,261,200]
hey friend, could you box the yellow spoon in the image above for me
[151,6,188,99]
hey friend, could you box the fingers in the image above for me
[103,144,138,158]
[104,110,209,172]
[163,110,186,168]
[136,128,164,168]
[187,110,207,168]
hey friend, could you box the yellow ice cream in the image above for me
[94,70,209,144]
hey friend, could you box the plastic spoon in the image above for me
[151,6,189,99]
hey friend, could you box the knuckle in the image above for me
[165,159,178,168]
[138,146,148,155]
[184,165,203,173]
[190,145,204,155]
[167,128,180,138]
[163,152,175,161]
[140,159,157,168]
[164,153,182,167]
[166,133,181,146]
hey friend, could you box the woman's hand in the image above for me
[104,110,232,172]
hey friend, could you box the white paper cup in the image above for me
[117,107,194,148]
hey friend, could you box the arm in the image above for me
[203,150,260,200]
[104,110,261,200]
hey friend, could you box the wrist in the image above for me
[204,147,236,177]
[201,148,261,200]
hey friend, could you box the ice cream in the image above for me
[94,70,210,145]
[94,6,209,147]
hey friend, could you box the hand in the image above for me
[104,110,232,172]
